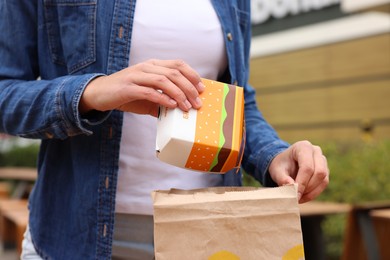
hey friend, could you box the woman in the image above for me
[0,0,329,259]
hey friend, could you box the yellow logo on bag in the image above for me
[208,250,240,260]
[282,244,305,260]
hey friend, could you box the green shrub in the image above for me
[0,143,40,167]
[243,139,390,259]
[318,139,390,259]
[319,140,390,203]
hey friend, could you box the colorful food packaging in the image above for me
[156,78,245,173]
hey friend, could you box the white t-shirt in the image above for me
[115,0,228,215]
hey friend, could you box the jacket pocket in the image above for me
[43,0,97,74]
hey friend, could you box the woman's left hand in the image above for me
[268,140,330,203]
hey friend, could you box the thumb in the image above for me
[272,171,295,186]
[270,170,300,200]
[278,176,302,201]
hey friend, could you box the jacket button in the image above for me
[227,32,233,41]
[105,176,109,189]
[103,224,107,237]
[118,26,124,39]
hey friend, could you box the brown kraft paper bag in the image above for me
[151,184,305,260]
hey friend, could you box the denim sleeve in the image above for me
[0,75,111,139]
[241,83,290,187]
[0,1,109,139]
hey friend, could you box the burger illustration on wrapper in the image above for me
[156,78,245,173]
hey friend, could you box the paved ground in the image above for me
[0,248,19,260]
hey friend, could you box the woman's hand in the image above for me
[79,59,205,117]
[268,140,330,203]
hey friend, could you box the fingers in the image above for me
[134,72,197,111]
[299,173,329,203]
[299,153,329,203]
[293,141,329,203]
[149,59,205,93]
[291,141,315,200]
[81,59,206,116]
[118,85,177,115]
[133,59,204,111]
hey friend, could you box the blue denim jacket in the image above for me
[0,0,289,258]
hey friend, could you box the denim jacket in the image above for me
[0,0,289,259]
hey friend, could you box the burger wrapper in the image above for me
[156,78,245,173]
[151,184,305,260]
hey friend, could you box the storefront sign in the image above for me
[251,0,341,24]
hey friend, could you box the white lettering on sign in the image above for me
[251,0,341,24]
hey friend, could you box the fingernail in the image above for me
[195,97,202,107]
[197,82,205,92]
[298,192,302,201]
[184,100,192,110]
[169,99,177,106]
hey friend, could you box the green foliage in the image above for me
[0,144,40,167]
[318,140,390,203]
[318,139,390,259]
[243,139,390,259]
[322,214,348,259]
[242,170,261,187]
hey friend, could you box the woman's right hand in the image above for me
[79,59,205,117]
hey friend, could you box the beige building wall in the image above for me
[249,7,390,143]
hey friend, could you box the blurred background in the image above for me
[1,0,389,259]
[246,0,390,259]
[250,0,389,142]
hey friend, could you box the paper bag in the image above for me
[151,184,304,260]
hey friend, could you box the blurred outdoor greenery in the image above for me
[0,143,39,167]
[1,138,390,259]
[243,139,390,259]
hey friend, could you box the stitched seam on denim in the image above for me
[18,123,63,138]
[44,2,96,7]
[257,140,289,177]
[43,2,97,73]
[72,74,101,133]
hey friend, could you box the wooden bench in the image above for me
[298,201,351,260]
[0,182,10,199]
[0,167,37,199]
[0,199,29,255]
[371,209,390,260]
[342,201,390,260]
